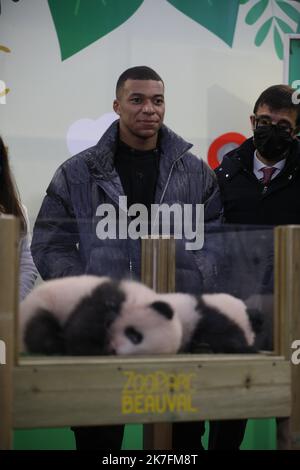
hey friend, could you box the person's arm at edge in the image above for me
[19,206,38,301]
[31,167,85,280]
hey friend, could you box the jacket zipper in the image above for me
[129,147,189,277]
[91,141,190,278]
[153,147,190,227]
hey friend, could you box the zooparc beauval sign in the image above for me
[121,370,198,415]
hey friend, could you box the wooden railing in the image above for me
[1,217,298,449]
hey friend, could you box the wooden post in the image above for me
[141,237,175,450]
[275,226,300,449]
[0,216,19,449]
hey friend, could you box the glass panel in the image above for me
[21,222,274,357]
[176,224,274,352]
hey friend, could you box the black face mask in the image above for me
[253,125,293,162]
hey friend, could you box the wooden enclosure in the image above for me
[0,216,299,449]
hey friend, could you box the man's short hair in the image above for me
[116,66,164,98]
[253,84,300,126]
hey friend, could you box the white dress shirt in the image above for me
[253,151,286,182]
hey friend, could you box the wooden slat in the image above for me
[141,237,175,293]
[141,237,175,448]
[275,226,300,449]
[13,355,290,429]
[141,238,153,290]
[0,217,19,449]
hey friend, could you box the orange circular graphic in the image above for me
[207,132,246,169]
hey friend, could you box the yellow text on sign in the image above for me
[121,370,198,415]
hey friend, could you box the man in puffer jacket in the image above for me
[31,66,222,450]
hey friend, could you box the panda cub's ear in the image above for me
[149,301,174,320]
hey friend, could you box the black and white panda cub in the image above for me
[20,276,183,355]
[20,276,261,356]
[160,292,261,354]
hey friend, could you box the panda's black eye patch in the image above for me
[125,326,143,345]
[150,301,173,320]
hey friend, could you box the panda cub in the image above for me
[20,276,182,356]
[20,276,261,356]
[160,292,261,353]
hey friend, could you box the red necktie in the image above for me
[261,167,276,185]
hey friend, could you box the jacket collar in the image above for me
[216,137,300,181]
[84,120,192,181]
[84,120,119,180]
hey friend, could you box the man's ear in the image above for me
[113,99,120,116]
[250,115,256,131]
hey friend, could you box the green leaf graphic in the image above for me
[275,16,294,33]
[245,0,269,25]
[276,1,300,24]
[273,24,283,59]
[166,0,240,47]
[255,17,273,46]
[48,0,144,61]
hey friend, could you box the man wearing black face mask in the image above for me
[215,84,300,225]
[210,85,300,450]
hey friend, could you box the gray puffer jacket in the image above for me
[31,121,222,294]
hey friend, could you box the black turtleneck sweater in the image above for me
[114,141,160,211]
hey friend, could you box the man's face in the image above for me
[113,79,165,146]
[250,103,298,137]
